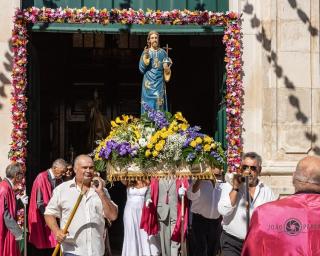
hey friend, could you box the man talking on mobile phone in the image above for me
[44,154,118,256]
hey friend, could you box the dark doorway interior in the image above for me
[26,31,225,254]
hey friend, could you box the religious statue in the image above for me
[139,31,172,114]
[88,89,111,151]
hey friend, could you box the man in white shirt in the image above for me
[218,152,277,256]
[187,168,223,256]
[44,154,118,256]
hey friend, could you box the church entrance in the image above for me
[26,31,225,253]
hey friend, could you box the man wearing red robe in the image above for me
[242,156,320,256]
[28,158,67,254]
[0,163,27,256]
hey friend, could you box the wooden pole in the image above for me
[52,189,85,256]
[180,194,187,256]
[23,204,27,256]
[244,176,250,232]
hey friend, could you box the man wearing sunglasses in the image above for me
[218,152,278,256]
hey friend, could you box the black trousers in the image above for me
[191,213,222,256]
[220,230,244,256]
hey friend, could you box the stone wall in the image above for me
[0,0,19,178]
[230,0,320,195]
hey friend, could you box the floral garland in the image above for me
[10,7,243,172]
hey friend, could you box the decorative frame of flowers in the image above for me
[10,7,243,173]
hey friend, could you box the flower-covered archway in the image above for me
[10,7,243,172]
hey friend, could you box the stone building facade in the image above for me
[0,0,319,195]
[231,0,319,195]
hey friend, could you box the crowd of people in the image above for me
[1,151,320,256]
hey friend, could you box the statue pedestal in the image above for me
[105,162,217,181]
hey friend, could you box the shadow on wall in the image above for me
[243,0,320,155]
[0,40,13,110]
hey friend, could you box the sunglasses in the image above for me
[241,165,259,171]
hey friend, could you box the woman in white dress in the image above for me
[122,180,160,256]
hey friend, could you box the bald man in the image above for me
[45,155,118,256]
[242,156,320,256]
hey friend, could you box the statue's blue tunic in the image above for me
[139,48,168,114]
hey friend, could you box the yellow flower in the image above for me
[161,132,168,139]
[152,150,159,157]
[115,117,122,124]
[204,136,213,143]
[204,144,211,152]
[151,136,158,144]
[173,126,179,131]
[155,143,164,151]
[145,150,151,157]
[147,143,153,149]
[190,140,197,148]
[179,123,189,131]
[211,143,217,149]
[195,137,203,144]
[175,112,182,117]
[159,140,166,146]
[169,120,178,128]
[134,130,141,139]
[122,114,129,123]
[94,152,101,160]
[111,121,118,127]
[174,112,188,123]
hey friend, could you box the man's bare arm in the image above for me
[98,192,118,221]
[44,214,67,243]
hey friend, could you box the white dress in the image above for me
[122,187,160,256]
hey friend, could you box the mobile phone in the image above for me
[92,179,99,188]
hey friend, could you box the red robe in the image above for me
[0,179,20,256]
[242,193,320,256]
[28,171,56,248]
[140,178,159,235]
[171,178,189,242]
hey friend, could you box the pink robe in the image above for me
[0,180,20,256]
[242,193,320,256]
[28,171,57,248]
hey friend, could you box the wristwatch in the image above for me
[232,188,239,192]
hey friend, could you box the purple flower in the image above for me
[99,140,138,159]
[186,152,196,162]
[142,103,169,129]
[195,144,202,152]
[210,151,223,162]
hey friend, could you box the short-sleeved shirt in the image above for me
[218,181,277,240]
[45,178,116,256]
[187,180,223,219]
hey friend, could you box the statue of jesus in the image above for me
[139,31,172,114]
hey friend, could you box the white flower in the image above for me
[157,134,187,162]
[138,138,147,147]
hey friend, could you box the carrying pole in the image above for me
[23,203,27,256]
[244,176,251,232]
[52,187,85,256]
[180,194,187,256]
